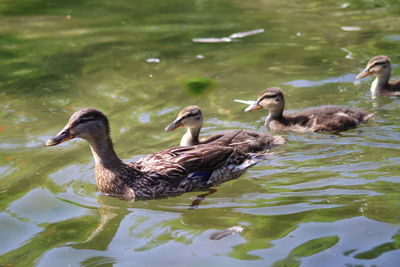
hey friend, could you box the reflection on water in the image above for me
[1,0,400,266]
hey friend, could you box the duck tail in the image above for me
[245,151,271,167]
[270,135,285,146]
[363,112,374,122]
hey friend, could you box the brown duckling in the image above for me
[244,87,372,133]
[45,108,267,200]
[356,55,400,96]
[165,105,284,152]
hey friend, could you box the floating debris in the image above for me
[192,37,232,43]
[210,226,244,240]
[234,99,257,105]
[341,26,361,31]
[229,28,264,39]
[146,58,160,63]
[193,28,264,43]
[341,47,353,59]
[341,2,350,8]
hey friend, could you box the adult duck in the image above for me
[356,55,400,96]
[45,108,267,200]
[244,87,372,133]
[165,105,284,152]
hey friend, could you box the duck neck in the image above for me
[371,71,390,96]
[181,126,201,146]
[86,133,138,197]
[265,107,283,128]
[87,134,123,168]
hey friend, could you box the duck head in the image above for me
[245,87,285,114]
[356,55,391,80]
[45,108,110,147]
[165,105,203,132]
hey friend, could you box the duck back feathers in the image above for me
[131,145,267,198]
[273,106,371,132]
[206,129,285,152]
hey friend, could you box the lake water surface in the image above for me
[1,0,400,266]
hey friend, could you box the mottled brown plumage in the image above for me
[45,108,267,200]
[165,105,284,152]
[357,55,400,96]
[245,87,372,133]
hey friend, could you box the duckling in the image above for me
[165,105,284,152]
[45,108,267,200]
[244,87,371,133]
[356,55,400,96]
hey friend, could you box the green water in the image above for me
[1,0,400,266]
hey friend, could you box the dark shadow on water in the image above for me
[1,40,131,96]
[68,196,130,251]
[354,230,400,260]
[0,212,98,266]
[189,188,217,209]
[80,256,117,267]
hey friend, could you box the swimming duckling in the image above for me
[356,55,400,96]
[45,108,267,200]
[244,87,372,133]
[165,105,284,152]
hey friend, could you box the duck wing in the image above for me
[384,82,400,95]
[132,145,235,180]
[288,106,371,131]
[199,133,225,144]
[202,130,284,153]
[128,144,268,198]
[227,130,284,152]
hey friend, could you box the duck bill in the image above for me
[165,119,184,131]
[244,102,262,112]
[45,129,75,147]
[356,68,372,79]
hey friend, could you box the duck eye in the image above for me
[261,94,277,101]
[78,116,95,124]
[372,62,385,68]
